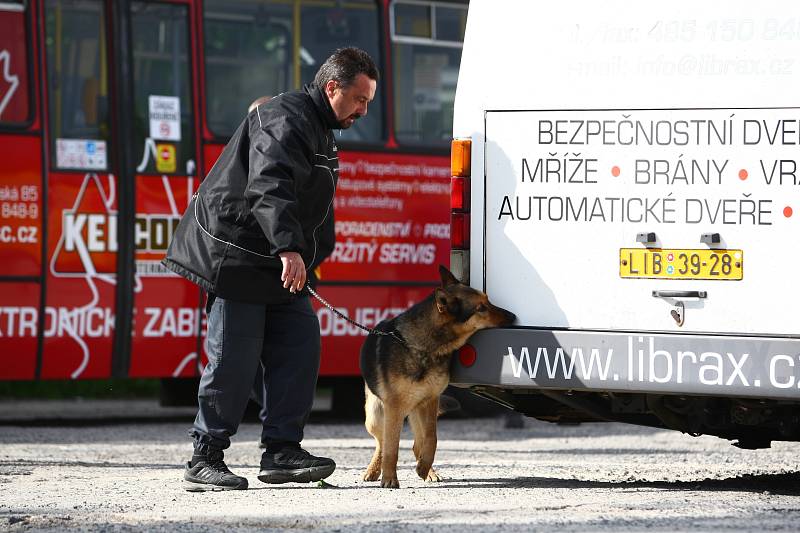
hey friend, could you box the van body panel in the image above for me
[454,328,800,400]
[452,0,800,434]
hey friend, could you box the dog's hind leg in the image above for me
[363,386,383,482]
[409,414,423,467]
[409,396,442,482]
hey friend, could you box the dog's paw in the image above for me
[417,463,442,482]
[362,467,381,482]
[425,468,442,482]
[380,476,400,488]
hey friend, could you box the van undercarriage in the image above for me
[460,385,800,449]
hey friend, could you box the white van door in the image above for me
[485,107,799,335]
[458,1,800,336]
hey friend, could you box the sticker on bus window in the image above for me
[148,95,181,141]
[155,143,176,173]
[55,139,107,170]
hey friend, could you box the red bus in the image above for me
[0,0,466,402]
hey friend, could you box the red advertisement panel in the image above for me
[0,135,41,275]
[0,282,39,379]
[325,151,451,283]
[312,285,436,376]
[129,174,202,378]
[0,9,30,124]
[40,173,117,379]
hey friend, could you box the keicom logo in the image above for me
[52,174,118,275]
[52,173,182,276]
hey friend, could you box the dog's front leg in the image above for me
[413,397,441,482]
[379,403,405,488]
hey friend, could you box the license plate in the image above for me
[620,248,743,280]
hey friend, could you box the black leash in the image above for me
[305,285,408,347]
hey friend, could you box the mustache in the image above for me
[339,113,362,129]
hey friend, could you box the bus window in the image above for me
[0,1,30,125]
[299,1,383,144]
[203,0,383,144]
[131,2,195,176]
[203,0,290,138]
[45,0,110,170]
[391,1,466,147]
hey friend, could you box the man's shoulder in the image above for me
[253,90,315,126]
[275,89,313,106]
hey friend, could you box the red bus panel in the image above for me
[324,151,450,283]
[0,135,41,275]
[0,282,38,379]
[129,174,202,378]
[41,172,117,379]
[0,8,30,124]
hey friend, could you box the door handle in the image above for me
[652,290,707,299]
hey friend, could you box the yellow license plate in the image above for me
[620,248,743,280]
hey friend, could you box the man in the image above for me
[162,47,378,491]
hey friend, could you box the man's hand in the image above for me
[279,252,307,293]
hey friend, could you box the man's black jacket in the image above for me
[162,84,339,304]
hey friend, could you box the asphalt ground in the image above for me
[1,399,799,532]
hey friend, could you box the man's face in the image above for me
[325,73,377,129]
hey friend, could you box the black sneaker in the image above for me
[183,448,248,492]
[258,445,336,484]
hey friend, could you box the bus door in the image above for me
[126,1,202,379]
[0,1,42,380]
[40,0,200,380]
[40,0,118,379]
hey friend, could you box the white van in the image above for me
[449,0,800,448]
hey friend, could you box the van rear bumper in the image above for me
[450,328,800,400]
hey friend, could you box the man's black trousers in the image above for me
[190,295,321,450]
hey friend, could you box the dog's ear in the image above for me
[438,265,460,287]
[435,287,467,319]
[435,287,448,314]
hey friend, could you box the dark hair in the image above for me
[313,47,379,89]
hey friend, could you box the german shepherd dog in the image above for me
[359,266,516,488]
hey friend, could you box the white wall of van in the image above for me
[455,0,800,336]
